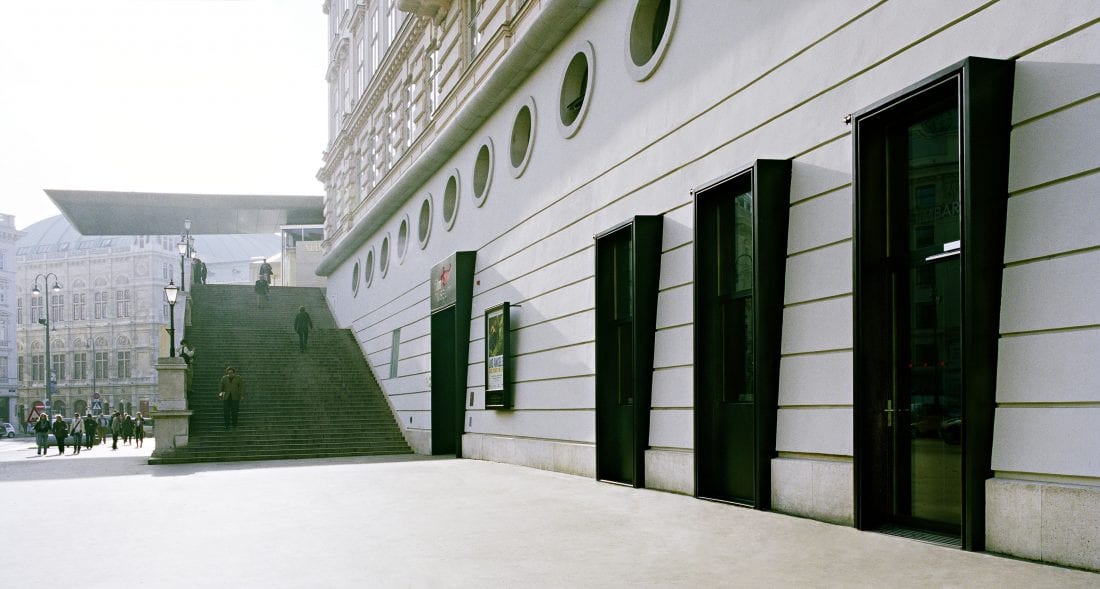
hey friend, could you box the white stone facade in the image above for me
[15,219,180,422]
[0,213,23,425]
[318,0,1100,571]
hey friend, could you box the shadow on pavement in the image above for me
[0,446,451,482]
[146,452,451,477]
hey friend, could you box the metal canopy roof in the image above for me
[45,189,324,236]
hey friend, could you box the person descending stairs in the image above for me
[148,284,411,464]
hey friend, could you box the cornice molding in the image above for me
[316,0,600,276]
[398,0,451,21]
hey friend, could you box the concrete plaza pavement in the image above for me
[1,436,1097,588]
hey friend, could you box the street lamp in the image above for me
[32,273,62,416]
[164,280,179,358]
[178,218,193,291]
[88,328,98,413]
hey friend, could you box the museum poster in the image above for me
[485,302,510,408]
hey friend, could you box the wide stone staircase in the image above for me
[148,284,411,464]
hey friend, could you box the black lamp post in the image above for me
[164,280,179,358]
[32,273,62,415]
[178,218,192,292]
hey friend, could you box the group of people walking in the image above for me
[33,411,145,456]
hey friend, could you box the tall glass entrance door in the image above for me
[855,58,1015,551]
[890,101,962,532]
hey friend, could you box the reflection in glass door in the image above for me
[890,101,962,535]
[697,182,757,504]
[856,58,1015,550]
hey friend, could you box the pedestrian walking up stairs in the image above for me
[148,284,411,464]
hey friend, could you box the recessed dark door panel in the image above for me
[429,252,476,457]
[596,227,637,485]
[854,58,1013,550]
[595,216,663,488]
[430,307,456,455]
[694,160,789,508]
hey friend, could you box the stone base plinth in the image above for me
[987,477,1100,572]
[150,409,193,457]
[462,433,595,478]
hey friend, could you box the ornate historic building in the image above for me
[0,213,22,424]
[317,0,1100,571]
[15,215,279,422]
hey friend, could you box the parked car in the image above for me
[939,417,962,445]
[2,422,15,438]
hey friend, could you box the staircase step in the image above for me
[151,284,412,465]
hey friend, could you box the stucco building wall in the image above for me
[318,0,1100,571]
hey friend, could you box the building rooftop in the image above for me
[16,215,278,263]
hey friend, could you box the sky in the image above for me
[0,0,328,231]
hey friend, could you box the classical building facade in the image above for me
[0,213,22,424]
[16,216,180,421]
[15,215,280,423]
[316,0,1100,571]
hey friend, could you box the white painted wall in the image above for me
[323,0,1100,570]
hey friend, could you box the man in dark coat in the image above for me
[219,367,246,429]
[109,411,122,450]
[51,415,69,455]
[254,278,269,308]
[34,414,51,455]
[83,413,97,448]
[294,306,313,352]
[259,258,274,285]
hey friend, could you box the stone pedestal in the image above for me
[151,356,192,457]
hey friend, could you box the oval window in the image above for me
[364,248,375,287]
[510,97,536,178]
[472,139,493,207]
[442,171,460,230]
[558,41,595,138]
[351,260,361,296]
[380,235,390,277]
[418,195,433,249]
[396,216,409,262]
[626,0,677,81]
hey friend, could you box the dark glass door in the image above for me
[887,99,963,535]
[697,181,756,505]
[596,227,635,485]
[431,307,456,455]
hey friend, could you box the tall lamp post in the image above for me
[164,281,179,357]
[88,328,99,415]
[32,273,62,416]
[178,219,193,291]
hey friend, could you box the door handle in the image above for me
[883,400,909,427]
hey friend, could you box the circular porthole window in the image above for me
[417,195,433,249]
[442,170,460,230]
[351,260,361,296]
[396,215,410,262]
[380,234,391,277]
[364,247,375,287]
[558,41,595,139]
[626,0,677,82]
[510,97,536,178]
[472,139,494,207]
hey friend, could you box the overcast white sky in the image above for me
[0,0,327,231]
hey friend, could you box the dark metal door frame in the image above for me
[692,160,790,508]
[594,215,663,488]
[852,57,1014,550]
[429,251,476,457]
